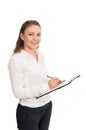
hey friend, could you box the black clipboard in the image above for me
[36,75,80,99]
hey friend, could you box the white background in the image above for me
[0,0,86,130]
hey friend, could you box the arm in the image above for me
[8,56,50,99]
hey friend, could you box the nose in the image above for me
[33,35,36,40]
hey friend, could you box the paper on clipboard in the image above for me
[36,75,80,99]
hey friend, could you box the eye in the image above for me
[37,33,41,36]
[28,33,33,36]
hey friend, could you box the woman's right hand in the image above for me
[48,77,60,89]
[48,77,65,89]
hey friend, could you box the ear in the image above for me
[20,33,24,40]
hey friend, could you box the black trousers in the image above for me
[16,101,52,130]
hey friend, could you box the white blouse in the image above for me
[8,50,51,107]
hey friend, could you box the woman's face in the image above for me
[20,25,41,51]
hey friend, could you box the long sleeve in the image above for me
[8,53,50,99]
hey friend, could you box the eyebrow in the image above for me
[27,32,41,35]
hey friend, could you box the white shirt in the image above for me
[8,50,51,107]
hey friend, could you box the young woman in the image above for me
[8,20,64,130]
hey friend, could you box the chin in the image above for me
[33,45,39,49]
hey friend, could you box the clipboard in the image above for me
[36,75,80,99]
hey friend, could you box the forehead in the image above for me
[24,25,41,33]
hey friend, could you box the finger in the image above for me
[59,80,66,83]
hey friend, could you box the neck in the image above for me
[23,48,38,62]
[24,47,37,55]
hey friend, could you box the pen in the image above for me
[47,75,53,78]
[47,75,63,83]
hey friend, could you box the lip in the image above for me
[31,42,38,45]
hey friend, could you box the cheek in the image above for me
[25,37,31,42]
[38,37,41,42]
